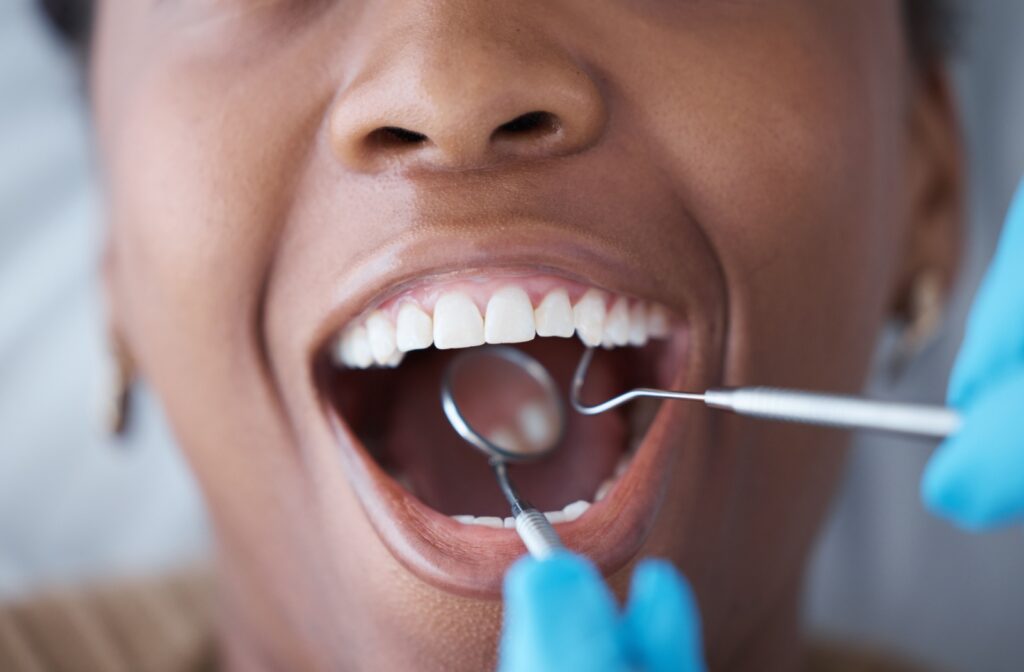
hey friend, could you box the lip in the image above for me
[306,225,710,596]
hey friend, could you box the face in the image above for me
[91,0,960,669]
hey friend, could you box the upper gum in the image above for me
[352,274,631,326]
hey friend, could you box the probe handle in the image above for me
[515,509,564,559]
[704,387,962,439]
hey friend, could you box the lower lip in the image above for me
[325,334,692,598]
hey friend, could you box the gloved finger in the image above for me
[948,177,1024,408]
[923,368,1024,529]
[622,560,706,672]
[499,552,627,672]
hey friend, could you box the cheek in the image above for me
[97,34,326,443]
[614,7,908,391]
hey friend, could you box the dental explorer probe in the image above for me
[571,348,962,439]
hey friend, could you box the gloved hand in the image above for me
[499,552,705,672]
[922,178,1024,529]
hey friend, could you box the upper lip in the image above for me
[304,219,697,363]
[305,224,710,596]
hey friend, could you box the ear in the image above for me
[891,65,964,321]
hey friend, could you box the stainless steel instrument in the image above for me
[571,348,961,439]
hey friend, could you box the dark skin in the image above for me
[91,0,961,669]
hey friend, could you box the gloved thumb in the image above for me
[923,369,1024,529]
[499,552,627,672]
[622,560,706,672]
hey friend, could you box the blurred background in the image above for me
[1,1,1022,670]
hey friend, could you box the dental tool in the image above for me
[571,348,962,439]
[441,346,566,559]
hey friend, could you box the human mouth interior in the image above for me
[315,279,678,529]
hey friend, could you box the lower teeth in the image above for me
[448,449,634,528]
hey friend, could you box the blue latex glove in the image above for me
[922,178,1024,529]
[499,552,705,672]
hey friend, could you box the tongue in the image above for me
[382,340,628,516]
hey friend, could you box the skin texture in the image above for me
[90,0,961,670]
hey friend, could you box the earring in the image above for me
[888,270,944,378]
[103,332,135,437]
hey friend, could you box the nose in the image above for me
[329,9,607,173]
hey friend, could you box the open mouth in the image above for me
[314,271,690,596]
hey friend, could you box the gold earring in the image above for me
[889,270,944,378]
[104,333,135,437]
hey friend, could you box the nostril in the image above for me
[367,126,430,150]
[491,111,561,141]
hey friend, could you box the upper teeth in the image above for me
[334,284,671,369]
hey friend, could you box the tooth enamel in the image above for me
[474,516,505,529]
[519,401,556,451]
[396,303,433,352]
[365,311,397,364]
[573,289,607,347]
[433,292,485,349]
[562,500,591,521]
[453,515,475,524]
[484,286,536,344]
[383,350,405,368]
[342,326,373,368]
[504,517,516,529]
[535,289,575,337]
[628,302,649,346]
[602,297,630,347]
[332,334,350,366]
[544,510,567,524]
[647,304,670,338]
[595,479,613,502]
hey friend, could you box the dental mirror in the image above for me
[441,346,566,558]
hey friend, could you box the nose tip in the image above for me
[329,45,606,172]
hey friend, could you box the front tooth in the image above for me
[562,500,591,522]
[485,286,536,344]
[573,289,607,347]
[628,302,649,346]
[343,326,373,368]
[365,311,397,364]
[504,517,516,529]
[474,516,504,529]
[647,304,670,338]
[396,303,433,352]
[383,350,405,368]
[333,333,351,366]
[453,515,475,524]
[544,510,567,524]
[602,297,630,347]
[433,292,485,349]
[534,289,575,337]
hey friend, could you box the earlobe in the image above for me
[888,269,945,377]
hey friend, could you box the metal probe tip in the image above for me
[570,347,704,416]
